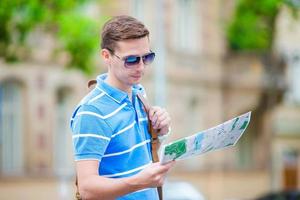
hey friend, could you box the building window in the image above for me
[0,81,24,175]
[173,0,200,53]
[286,52,300,105]
[53,87,74,177]
[282,149,299,190]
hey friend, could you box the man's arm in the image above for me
[77,160,175,200]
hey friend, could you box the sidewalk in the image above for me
[0,178,75,200]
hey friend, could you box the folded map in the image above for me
[159,111,251,164]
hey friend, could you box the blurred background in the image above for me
[0,0,300,199]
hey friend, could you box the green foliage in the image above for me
[0,1,43,60]
[0,0,108,74]
[227,0,298,52]
[57,13,108,75]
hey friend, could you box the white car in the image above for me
[163,180,206,200]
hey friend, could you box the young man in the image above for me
[70,15,175,200]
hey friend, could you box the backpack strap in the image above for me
[75,177,82,200]
[136,93,163,200]
[87,79,97,89]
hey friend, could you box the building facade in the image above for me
[0,62,87,178]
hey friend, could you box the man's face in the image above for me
[106,36,152,91]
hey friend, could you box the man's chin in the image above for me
[131,80,141,85]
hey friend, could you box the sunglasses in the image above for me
[110,50,155,68]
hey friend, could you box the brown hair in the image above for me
[101,15,149,52]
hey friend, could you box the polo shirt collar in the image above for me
[96,73,127,104]
[96,73,143,104]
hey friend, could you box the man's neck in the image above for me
[105,75,132,100]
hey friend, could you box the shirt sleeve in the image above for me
[71,104,113,161]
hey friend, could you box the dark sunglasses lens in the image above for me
[143,52,155,65]
[125,56,140,67]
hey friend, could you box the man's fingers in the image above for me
[163,161,176,168]
[149,107,160,121]
[153,108,165,117]
[150,108,169,127]
[149,106,160,119]
[153,112,170,129]
[154,161,175,174]
[155,161,175,176]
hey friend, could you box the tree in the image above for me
[226,0,299,169]
[227,0,299,52]
[226,0,300,109]
[0,0,108,75]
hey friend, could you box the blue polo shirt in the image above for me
[70,73,159,200]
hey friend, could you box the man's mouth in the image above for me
[131,74,142,79]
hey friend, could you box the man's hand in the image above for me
[131,161,175,189]
[149,106,171,135]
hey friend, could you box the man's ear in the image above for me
[101,49,111,66]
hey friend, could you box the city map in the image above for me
[159,111,251,164]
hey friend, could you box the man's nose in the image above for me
[136,58,145,69]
